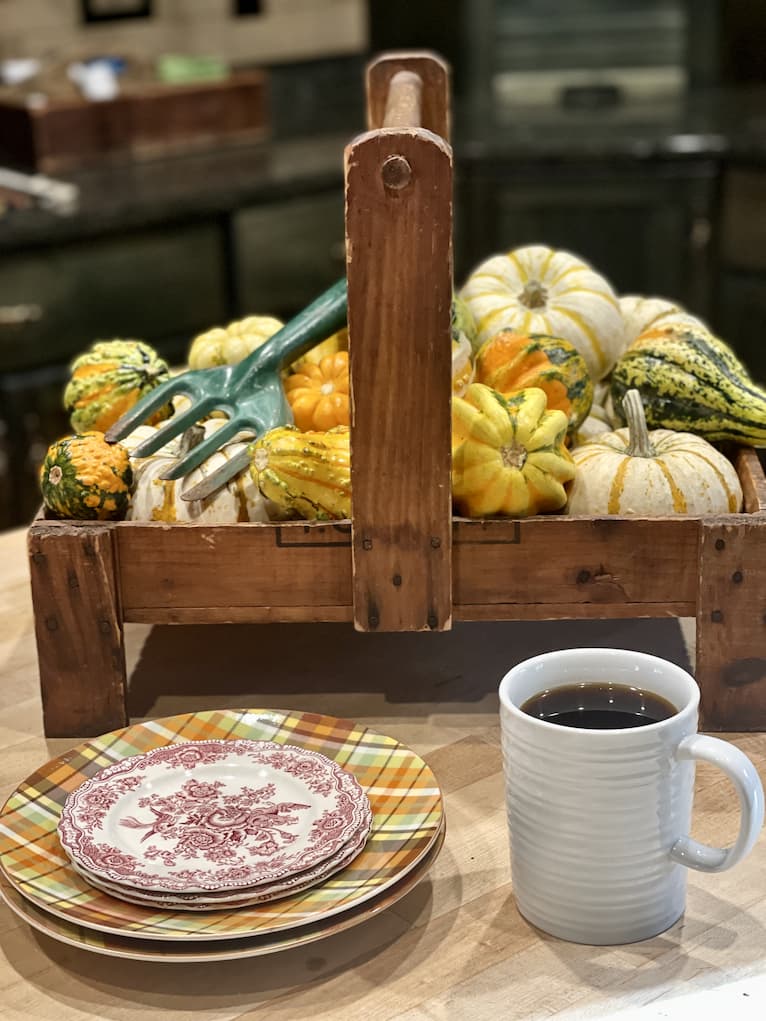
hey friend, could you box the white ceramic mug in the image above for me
[498,648,764,945]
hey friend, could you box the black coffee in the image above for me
[520,682,677,729]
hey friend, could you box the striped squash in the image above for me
[611,324,766,445]
[475,330,592,435]
[459,245,622,381]
[250,425,351,521]
[568,389,743,516]
[64,340,172,434]
[125,421,278,524]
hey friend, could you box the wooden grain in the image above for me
[697,518,766,731]
[453,517,700,606]
[2,524,766,1021]
[735,446,766,514]
[27,521,127,737]
[345,110,453,631]
[366,52,450,139]
[116,521,352,615]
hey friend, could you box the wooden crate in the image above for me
[0,71,268,173]
[27,52,766,738]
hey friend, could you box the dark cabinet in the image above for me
[234,191,346,318]
[456,158,718,320]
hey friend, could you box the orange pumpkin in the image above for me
[285,351,350,432]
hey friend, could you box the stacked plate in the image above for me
[0,708,445,962]
[57,738,374,911]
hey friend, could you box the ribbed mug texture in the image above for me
[499,649,699,945]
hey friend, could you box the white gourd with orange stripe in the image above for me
[123,421,284,523]
[460,244,622,380]
[567,389,742,516]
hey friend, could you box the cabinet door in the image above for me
[234,191,346,319]
[458,161,716,319]
[0,222,228,374]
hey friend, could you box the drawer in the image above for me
[0,222,228,373]
[234,191,346,319]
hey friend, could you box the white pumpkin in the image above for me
[619,295,707,356]
[568,390,743,516]
[124,421,282,523]
[459,244,622,381]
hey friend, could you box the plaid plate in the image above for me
[0,709,444,941]
[0,825,445,962]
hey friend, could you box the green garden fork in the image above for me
[105,278,348,499]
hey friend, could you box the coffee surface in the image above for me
[520,682,677,729]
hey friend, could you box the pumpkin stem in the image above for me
[623,389,655,457]
[501,443,527,470]
[519,280,548,310]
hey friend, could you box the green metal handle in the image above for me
[231,278,348,389]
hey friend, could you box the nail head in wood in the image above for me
[430,536,441,549]
[362,538,373,551]
[732,570,744,584]
[393,574,402,587]
[382,155,412,190]
[711,609,723,623]
[715,539,726,550]
[577,569,591,584]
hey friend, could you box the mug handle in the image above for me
[670,734,764,873]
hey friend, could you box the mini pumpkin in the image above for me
[451,384,575,518]
[64,339,173,434]
[475,330,592,435]
[568,389,743,516]
[40,431,132,520]
[285,351,350,431]
[289,326,348,373]
[188,315,284,370]
[460,244,622,381]
[250,425,351,520]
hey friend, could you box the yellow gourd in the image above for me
[452,384,575,517]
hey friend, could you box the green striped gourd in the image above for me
[611,325,766,445]
[64,339,173,434]
[249,425,351,520]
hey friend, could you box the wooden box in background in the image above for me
[0,71,269,172]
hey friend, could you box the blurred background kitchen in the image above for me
[1,0,765,529]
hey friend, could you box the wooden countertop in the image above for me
[0,524,764,1020]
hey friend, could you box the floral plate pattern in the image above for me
[70,813,371,910]
[57,739,370,893]
[0,708,444,941]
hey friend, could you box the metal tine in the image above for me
[128,398,217,459]
[159,416,246,480]
[180,447,252,502]
[104,377,192,444]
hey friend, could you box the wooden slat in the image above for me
[28,521,127,737]
[345,114,453,632]
[697,518,766,731]
[125,605,353,625]
[117,521,352,613]
[366,51,450,139]
[455,602,695,621]
[454,517,700,607]
[735,446,766,514]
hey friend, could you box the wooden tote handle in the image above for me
[345,52,453,632]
